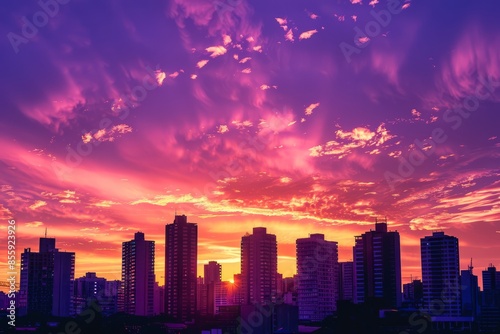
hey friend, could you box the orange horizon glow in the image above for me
[0,0,499,300]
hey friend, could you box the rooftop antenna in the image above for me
[45,228,47,238]
[469,258,473,273]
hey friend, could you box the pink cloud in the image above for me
[299,29,318,40]
[206,46,227,58]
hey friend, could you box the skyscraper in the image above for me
[153,282,165,315]
[296,234,339,321]
[483,264,500,291]
[20,237,75,317]
[353,220,402,308]
[420,232,461,316]
[205,261,222,284]
[165,214,198,322]
[240,227,277,305]
[353,236,365,304]
[480,264,500,332]
[121,232,155,316]
[196,276,207,315]
[203,261,222,315]
[339,261,354,302]
[460,261,479,317]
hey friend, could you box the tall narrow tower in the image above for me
[421,231,461,316]
[20,237,75,317]
[460,259,479,317]
[240,227,278,305]
[296,234,339,321]
[121,232,155,316]
[165,214,198,322]
[353,220,402,308]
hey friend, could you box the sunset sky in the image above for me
[1,0,499,292]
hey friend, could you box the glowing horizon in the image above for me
[1,0,499,293]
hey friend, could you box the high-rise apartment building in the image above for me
[203,261,222,315]
[480,264,500,332]
[483,265,500,291]
[20,237,75,317]
[153,282,165,315]
[205,261,222,284]
[353,220,402,308]
[240,227,277,305]
[420,232,461,316]
[121,232,155,316]
[353,236,365,304]
[460,262,479,317]
[296,234,339,321]
[339,261,354,302]
[165,214,198,322]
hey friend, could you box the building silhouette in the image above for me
[483,264,500,291]
[460,261,480,318]
[214,281,232,314]
[165,214,198,322]
[353,235,365,304]
[19,237,75,317]
[203,261,222,315]
[339,261,354,302]
[480,264,500,332]
[0,292,8,310]
[153,282,165,315]
[402,279,423,308]
[205,261,222,284]
[196,276,207,315]
[282,276,298,306]
[240,227,278,306]
[121,232,155,316]
[296,233,339,321]
[353,220,402,308]
[420,231,461,316]
[229,273,242,305]
[73,272,120,316]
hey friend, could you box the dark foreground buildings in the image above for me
[19,237,75,317]
[354,220,402,308]
[165,214,198,322]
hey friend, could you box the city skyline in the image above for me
[4,218,499,292]
[1,0,499,299]
[7,228,500,332]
